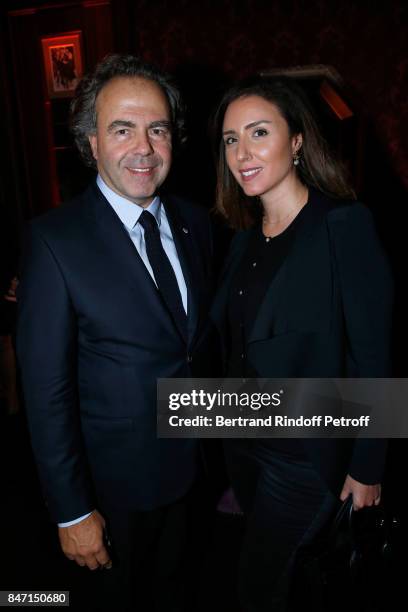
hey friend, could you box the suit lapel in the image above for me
[87,183,188,343]
[162,195,199,346]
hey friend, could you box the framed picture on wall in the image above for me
[41,31,83,98]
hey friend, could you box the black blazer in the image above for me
[17,182,214,522]
[211,188,394,494]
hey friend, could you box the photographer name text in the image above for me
[167,415,370,428]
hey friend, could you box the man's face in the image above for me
[89,76,173,207]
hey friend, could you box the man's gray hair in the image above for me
[70,54,186,168]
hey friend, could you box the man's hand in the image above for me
[58,510,112,570]
[340,474,381,511]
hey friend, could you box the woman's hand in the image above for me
[340,474,381,511]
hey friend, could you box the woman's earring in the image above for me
[293,151,300,166]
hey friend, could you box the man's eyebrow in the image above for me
[107,119,172,132]
[222,120,273,136]
[149,120,172,130]
[107,120,136,132]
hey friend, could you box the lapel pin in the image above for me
[182,227,189,234]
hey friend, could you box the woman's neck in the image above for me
[260,180,309,238]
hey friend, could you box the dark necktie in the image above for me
[138,210,187,341]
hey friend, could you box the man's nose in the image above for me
[131,132,154,156]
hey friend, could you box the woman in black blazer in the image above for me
[210,76,393,611]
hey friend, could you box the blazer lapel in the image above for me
[210,229,252,348]
[248,189,332,343]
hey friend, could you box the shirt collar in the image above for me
[96,174,161,230]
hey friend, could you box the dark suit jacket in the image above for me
[17,182,214,522]
[211,188,394,495]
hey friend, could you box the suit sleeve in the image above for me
[16,224,95,522]
[330,203,394,484]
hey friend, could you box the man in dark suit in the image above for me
[17,54,213,611]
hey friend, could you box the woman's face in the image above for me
[222,95,302,200]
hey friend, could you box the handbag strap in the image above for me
[327,495,354,545]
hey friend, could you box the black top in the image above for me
[226,203,310,457]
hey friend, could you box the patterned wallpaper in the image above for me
[127,0,407,190]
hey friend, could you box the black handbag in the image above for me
[290,495,399,612]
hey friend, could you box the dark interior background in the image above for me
[1,0,407,366]
[0,2,406,601]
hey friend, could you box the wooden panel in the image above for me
[7,1,113,217]
[8,9,55,216]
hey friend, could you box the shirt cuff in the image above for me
[58,511,93,527]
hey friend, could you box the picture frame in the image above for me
[41,31,83,99]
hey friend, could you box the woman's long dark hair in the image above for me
[212,75,356,230]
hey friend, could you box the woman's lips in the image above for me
[239,167,262,182]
